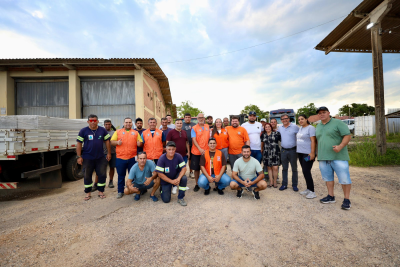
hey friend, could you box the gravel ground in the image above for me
[1,162,400,267]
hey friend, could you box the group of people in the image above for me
[76,106,352,210]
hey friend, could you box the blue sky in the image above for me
[1,0,399,119]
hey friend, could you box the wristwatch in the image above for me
[76,155,81,159]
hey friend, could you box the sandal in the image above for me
[84,195,91,201]
[98,194,106,199]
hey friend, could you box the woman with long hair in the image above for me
[296,114,316,199]
[261,123,281,188]
[211,118,229,161]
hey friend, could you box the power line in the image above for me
[160,15,347,64]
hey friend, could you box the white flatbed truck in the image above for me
[0,116,90,189]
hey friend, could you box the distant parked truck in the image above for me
[341,119,355,133]
[0,116,101,188]
[269,108,296,126]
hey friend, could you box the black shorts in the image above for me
[190,154,201,171]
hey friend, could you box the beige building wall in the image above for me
[68,70,81,119]
[0,71,15,116]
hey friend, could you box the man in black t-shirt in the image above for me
[182,113,196,178]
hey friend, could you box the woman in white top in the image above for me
[296,114,316,199]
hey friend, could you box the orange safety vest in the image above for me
[143,128,164,160]
[212,128,229,150]
[204,149,223,176]
[116,128,139,159]
[191,124,210,155]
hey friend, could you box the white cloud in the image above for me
[114,0,123,5]
[0,30,56,58]
[31,10,44,19]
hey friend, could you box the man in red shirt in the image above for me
[166,119,190,195]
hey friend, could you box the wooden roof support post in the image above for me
[370,1,393,155]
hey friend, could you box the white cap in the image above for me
[260,118,267,122]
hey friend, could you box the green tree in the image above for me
[339,103,375,117]
[296,103,317,121]
[240,104,269,121]
[176,100,204,118]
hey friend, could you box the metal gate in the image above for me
[81,78,135,129]
[16,80,69,118]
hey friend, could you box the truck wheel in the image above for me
[65,156,84,181]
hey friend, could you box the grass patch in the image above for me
[366,133,400,143]
[349,138,400,167]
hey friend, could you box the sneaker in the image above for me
[91,184,98,192]
[108,181,114,188]
[305,191,317,199]
[300,189,311,195]
[236,189,243,198]
[293,186,299,192]
[252,190,260,200]
[172,186,178,195]
[279,185,287,191]
[204,187,211,195]
[134,194,140,201]
[217,188,224,195]
[320,195,336,204]
[150,195,158,202]
[190,172,195,178]
[116,193,124,199]
[341,199,351,210]
[194,185,200,192]
[177,198,187,206]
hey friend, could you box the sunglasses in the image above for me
[89,119,98,122]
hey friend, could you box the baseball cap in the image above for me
[316,106,329,113]
[249,111,256,115]
[206,115,213,119]
[166,141,176,147]
[260,118,267,122]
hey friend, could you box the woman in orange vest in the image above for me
[211,118,229,162]
[197,138,231,195]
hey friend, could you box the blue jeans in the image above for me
[251,150,262,163]
[161,175,187,202]
[116,157,136,193]
[198,173,231,190]
[231,176,258,188]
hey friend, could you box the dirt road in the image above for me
[1,163,399,266]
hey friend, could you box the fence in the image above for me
[354,115,400,136]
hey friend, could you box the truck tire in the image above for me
[65,156,84,181]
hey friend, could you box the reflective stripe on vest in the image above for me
[191,124,210,155]
[213,128,229,150]
[143,129,164,160]
[204,149,223,176]
[116,129,138,159]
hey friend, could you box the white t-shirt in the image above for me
[241,121,262,150]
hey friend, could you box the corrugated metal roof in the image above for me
[315,0,400,53]
[0,58,173,105]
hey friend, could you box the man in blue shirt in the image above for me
[124,152,160,202]
[76,114,111,201]
[277,114,300,191]
[156,141,188,206]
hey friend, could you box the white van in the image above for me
[342,119,355,133]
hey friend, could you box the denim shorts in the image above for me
[319,160,351,185]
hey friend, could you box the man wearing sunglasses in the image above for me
[111,117,143,199]
[316,107,352,210]
[277,114,299,192]
[166,119,190,195]
[76,114,111,201]
[124,152,160,202]
[191,113,211,192]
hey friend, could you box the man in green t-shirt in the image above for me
[315,107,352,210]
[230,145,267,200]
